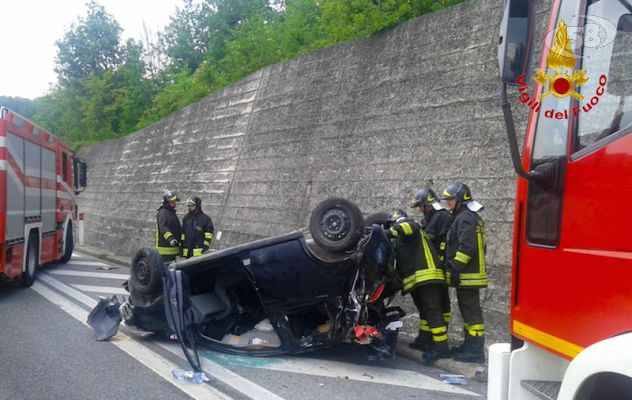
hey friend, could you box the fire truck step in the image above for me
[521,380,561,400]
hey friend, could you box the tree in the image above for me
[55,1,123,86]
[0,96,37,119]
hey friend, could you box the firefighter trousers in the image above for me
[456,288,485,338]
[410,284,448,348]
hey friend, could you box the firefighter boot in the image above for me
[450,327,470,355]
[453,336,485,363]
[422,340,450,365]
[409,330,432,352]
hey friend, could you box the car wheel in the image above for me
[129,247,164,295]
[20,234,38,287]
[58,223,74,263]
[364,212,388,228]
[309,197,364,252]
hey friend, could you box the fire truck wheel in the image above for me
[58,223,74,263]
[130,247,164,295]
[20,234,38,287]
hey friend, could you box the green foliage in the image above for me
[0,96,37,119]
[9,0,466,147]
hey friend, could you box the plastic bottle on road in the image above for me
[172,368,209,384]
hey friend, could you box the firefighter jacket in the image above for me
[156,205,182,257]
[385,218,445,293]
[180,210,214,258]
[445,206,488,288]
[422,208,452,262]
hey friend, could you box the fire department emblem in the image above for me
[535,19,589,100]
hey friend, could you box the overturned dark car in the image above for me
[119,198,404,367]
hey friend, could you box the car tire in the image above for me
[20,234,38,287]
[309,197,364,252]
[364,212,389,228]
[58,223,74,263]
[129,247,164,295]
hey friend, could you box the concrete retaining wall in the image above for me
[78,0,554,344]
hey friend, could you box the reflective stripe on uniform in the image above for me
[465,323,485,337]
[157,246,179,256]
[181,234,185,241]
[402,269,446,291]
[401,222,413,235]
[440,242,446,250]
[203,240,210,247]
[163,231,173,240]
[419,320,430,331]
[389,227,399,237]
[443,312,452,323]
[421,234,437,271]
[455,251,471,264]
[205,232,213,239]
[477,227,486,275]
[431,326,448,342]
[446,271,488,287]
[182,248,204,257]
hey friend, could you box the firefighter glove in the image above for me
[169,238,178,247]
[447,261,461,287]
[450,269,461,287]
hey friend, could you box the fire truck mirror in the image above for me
[79,160,87,188]
[73,157,88,193]
[497,0,534,86]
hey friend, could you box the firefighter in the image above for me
[441,182,487,363]
[156,191,182,262]
[180,195,214,258]
[408,187,452,352]
[384,209,450,364]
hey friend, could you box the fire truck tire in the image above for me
[130,247,163,295]
[58,223,74,263]
[20,234,38,287]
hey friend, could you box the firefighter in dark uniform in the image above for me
[441,183,487,363]
[156,191,182,262]
[180,195,214,258]
[408,187,452,352]
[385,209,450,364]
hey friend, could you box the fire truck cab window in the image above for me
[526,1,579,247]
[62,152,68,182]
[575,2,632,153]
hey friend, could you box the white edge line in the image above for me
[37,272,285,400]
[160,342,286,400]
[31,281,231,400]
[70,284,129,295]
[47,270,129,280]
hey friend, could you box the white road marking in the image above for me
[71,284,128,295]
[37,272,286,400]
[31,281,231,400]
[38,272,97,307]
[71,253,83,258]
[66,260,110,267]
[47,269,129,280]
[208,354,480,397]
[160,342,285,400]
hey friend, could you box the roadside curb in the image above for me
[75,245,131,267]
[396,339,487,383]
[75,245,488,382]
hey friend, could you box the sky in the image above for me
[0,0,182,99]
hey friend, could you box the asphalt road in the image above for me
[0,252,487,400]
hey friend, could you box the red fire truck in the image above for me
[491,0,632,399]
[0,107,87,287]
